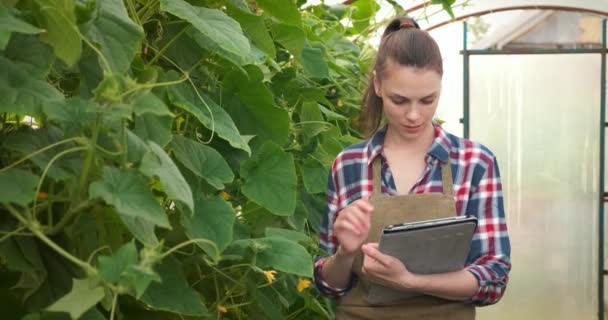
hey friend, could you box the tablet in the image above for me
[366,215,477,304]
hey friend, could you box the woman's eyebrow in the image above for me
[388,92,438,100]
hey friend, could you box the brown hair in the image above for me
[360,16,443,138]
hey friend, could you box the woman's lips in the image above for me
[403,124,422,133]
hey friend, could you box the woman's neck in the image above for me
[383,122,435,154]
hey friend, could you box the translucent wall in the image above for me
[469,54,601,319]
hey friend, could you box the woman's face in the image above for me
[373,60,442,142]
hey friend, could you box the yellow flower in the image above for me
[217,305,228,313]
[297,278,311,292]
[263,270,277,284]
[220,191,231,200]
[337,100,344,107]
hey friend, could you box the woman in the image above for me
[313,16,511,319]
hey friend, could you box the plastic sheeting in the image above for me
[400,0,608,30]
[468,54,601,319]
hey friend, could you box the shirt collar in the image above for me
[365,122,452,166]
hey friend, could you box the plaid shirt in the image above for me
[313,123,511,306]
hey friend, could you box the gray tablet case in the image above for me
[367,216,477,304]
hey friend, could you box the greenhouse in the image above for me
[0,0,607,319]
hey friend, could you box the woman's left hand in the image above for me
[361,243,419,291]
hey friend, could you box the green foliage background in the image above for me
[0,0,454,319]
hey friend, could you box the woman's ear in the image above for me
[372,70,382,97]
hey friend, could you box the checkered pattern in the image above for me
[313,123,511,306]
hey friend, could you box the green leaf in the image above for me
[0,5,42,50]
[97,241,138,284]
[89,167,170,228]
[318,104,347,120]
[349,0,378,33]
[139,141,194,213]
[0,169,39,206]
[134,114,173,147]
[431,0,456,18]
[44,98,96,135]
[223,66,290,147]
[119,215,159,247]
[299,101,327,143]
[87,0,144,73]
[132,92,174,117]
[3,34,54,78]
[302,157,328,194]
[302,47,329,79]
[33,0,81,66]
[97,241,159,297]
[233,237,312,277]
[179,194,235,257]
[256,0,301,27]
[160,0,250,60]
[167,71,251,155]
[240,141,296,216]
[265,228,309,243]
[0,56,63,115]
[171,136,234,190]
[140,258,208,316]
[227,3,276,58]
[270,23,305,57]
[46,278,104,319]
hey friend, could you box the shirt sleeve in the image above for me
[313,160,356,298]
[464,155,512,306]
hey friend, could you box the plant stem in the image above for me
[0,137,83,173]
[45,200,95,235]
[78,115,101,200]
[159,238,220,260]
[110,291,118,320]
[4,204,97,275]
[32,146,89,216]
[147,27,188,65]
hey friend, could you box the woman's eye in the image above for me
[422,100,435,105]
[391,98,406,105]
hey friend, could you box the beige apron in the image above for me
[335,157,475,320]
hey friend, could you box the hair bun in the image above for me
[399,20,417,29]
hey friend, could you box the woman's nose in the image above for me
[405,105,421,122]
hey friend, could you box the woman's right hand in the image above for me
[333,197,374,256]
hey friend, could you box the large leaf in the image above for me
[134,114,173,147]
[301,47,329,79]
[0,169,39,206]
[132,92,174,117]
[349,0,378,34]
[171,136,234,189]
[167,71,251,155]
[226,3,275,58]
[301,157,328,194]
[0,5,41,50]
[87,0,143,73]
[139,141,194,213]
[140,258,208,316]
[97,241,160,297]
[34,0,81,66]
[223,66,290,147]
[3,34,54,78]
[89,167,170,228]
[231,237,312,277]
[45,278,104,319]
[240,141,296,216]
[299,101,327,143]
[256,0,301,27]
[160,0,250,60]
[44,98,96,135]
[270,23,305,58]
[179,194,235,258]
[0,56,63,115]
[119,215,159,247]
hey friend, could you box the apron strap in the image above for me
[440,160,454,197]
[371,155,455,197]
[372,156,383,197]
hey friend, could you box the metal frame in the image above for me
[461,16,607,320]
